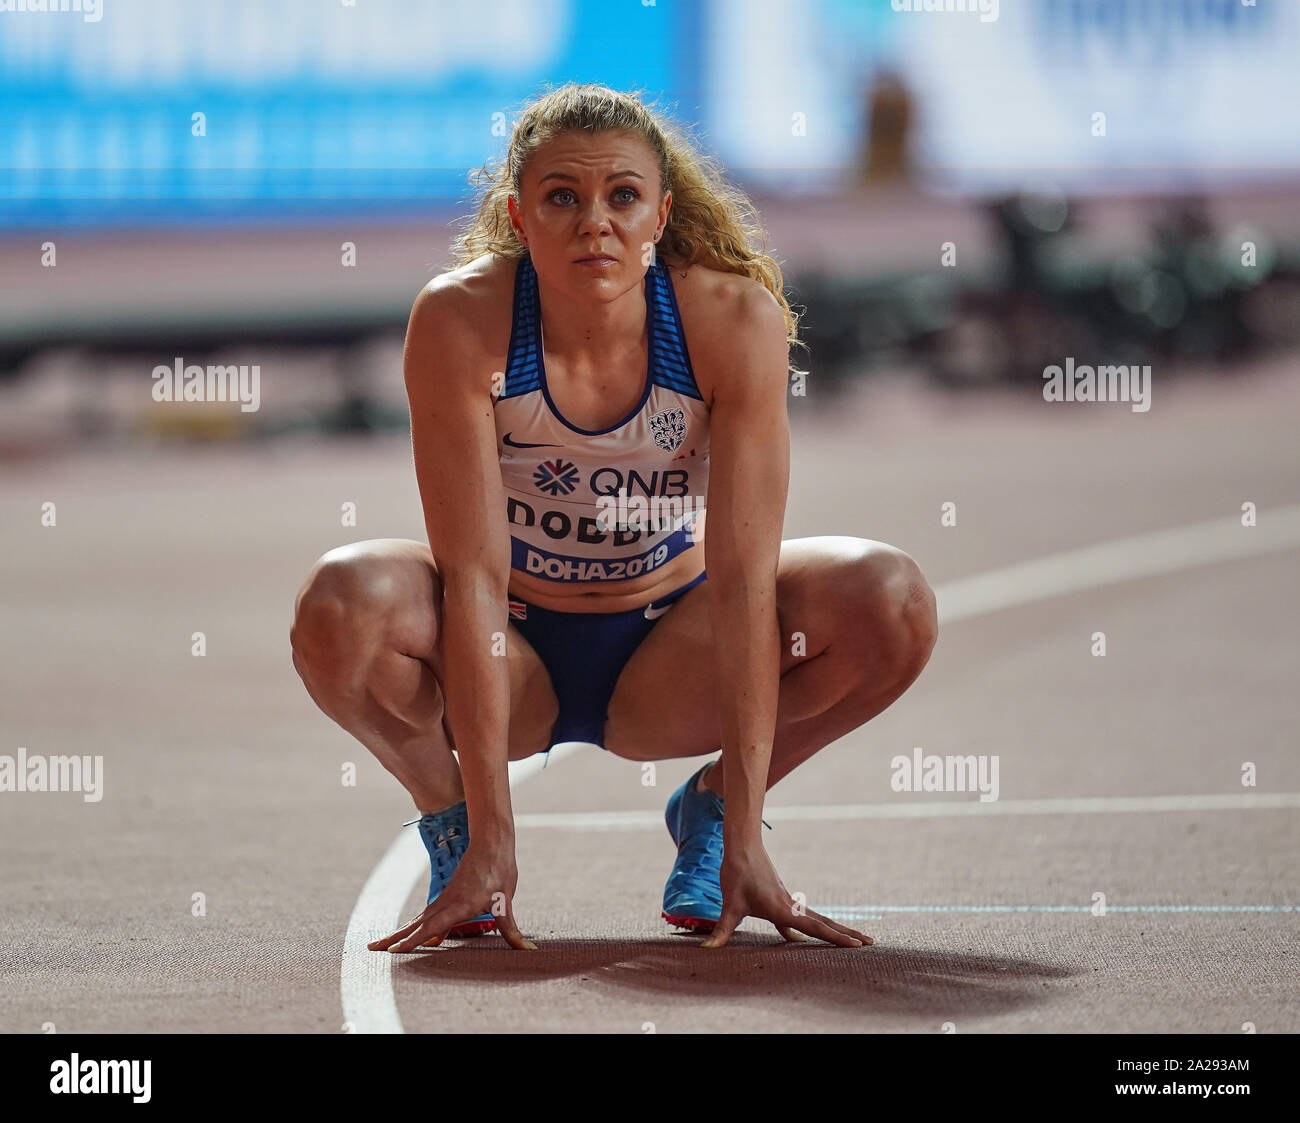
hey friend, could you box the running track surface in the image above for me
[1,358,1297,1033]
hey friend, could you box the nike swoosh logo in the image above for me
[503,432,563,449]
[643,602,673,620]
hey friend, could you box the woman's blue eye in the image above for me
[548,187,639,204]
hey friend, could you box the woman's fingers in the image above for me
[372,898,864,953]
[698,899,873,949]
[366,915,426,951]
[495,908,539,951]
[388,917,449,953]
[370,904,456,953]
[699,908,741,949]
[370,900,536,953]
[804,909,873,945]
[790,911,869,947]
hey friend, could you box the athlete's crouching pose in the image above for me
[290,83,938,952]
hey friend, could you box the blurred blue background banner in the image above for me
[906,0,1300,194]
[0,0,702,228]
[4,0,1300,232]
[705,0,1300,196]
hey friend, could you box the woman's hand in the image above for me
[367,844,537,952]
[700,840,873,949]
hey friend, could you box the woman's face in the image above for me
[509,130,671,297]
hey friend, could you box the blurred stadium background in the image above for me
[3,0,1298,454]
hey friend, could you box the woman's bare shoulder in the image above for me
[406,254,518,397]
[662,253,753,298]
[664,256,779,334]
[661,256,782,401]
[415,253,516,320]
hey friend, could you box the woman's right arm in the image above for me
[404,279,513,846]
[383,279,531,948]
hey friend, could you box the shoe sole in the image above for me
[449,918,496,937]
[417,917,497,947]
[662,911,716,933]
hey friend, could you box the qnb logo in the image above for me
[532,458,580,496]
[589,467,690,498]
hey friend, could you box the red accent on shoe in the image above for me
[449,919,497,937]
[419,918,496,946]
[662,912,717,933]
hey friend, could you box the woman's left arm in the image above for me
[702,285,790,851]
[701,283,870,951]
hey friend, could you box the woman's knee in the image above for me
[814,542,937,683]
[290,541,436,687]
[860,546,938,674]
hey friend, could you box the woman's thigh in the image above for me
[299,538,558,762]
[601,536,929,761]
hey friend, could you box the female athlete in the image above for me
[290,83,938,953]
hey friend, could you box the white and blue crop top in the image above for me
[493,254,709,584]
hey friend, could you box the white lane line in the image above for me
[340,742,586,1035]
[341,506,1300,1031]
[938,503,1300,625]
[510,792,1300,831]
[339,826,424,1035]
[816,905,1299,915]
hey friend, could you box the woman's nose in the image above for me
[577,202,613,237]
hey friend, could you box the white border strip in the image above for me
[510,792,1300,831]
[342,505,1300,1031]
[817,905,1299,915]
[937,504,1300,625]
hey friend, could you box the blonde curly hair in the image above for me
[446,81,808,378]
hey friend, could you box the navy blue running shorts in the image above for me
[507,569,708,755]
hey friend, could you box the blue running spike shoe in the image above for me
[661,763,726,932]
[410,800,495,938]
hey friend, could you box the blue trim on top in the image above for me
[502,255,542,399]
[501,255,704,415]
[649,258,704,401]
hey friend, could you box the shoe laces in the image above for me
[421,818,469,890]
[676,812,725,882]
